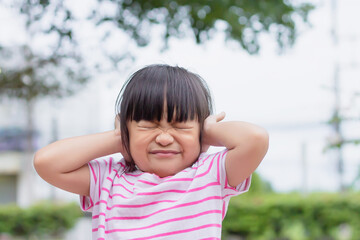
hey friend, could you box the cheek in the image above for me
[183,134,201,154]
[130,136,145,152]
[128,138,146,168]
[129,133,153,158]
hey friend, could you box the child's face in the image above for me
[127,115,201,177]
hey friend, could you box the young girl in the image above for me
[34,64,269,240]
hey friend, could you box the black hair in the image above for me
[115,64,213,170]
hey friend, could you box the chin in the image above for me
[155,169,178,178]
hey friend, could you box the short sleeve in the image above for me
[205,149,251,199]
[80,155,126,212]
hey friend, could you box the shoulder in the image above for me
[198,148,228,165]
[88,153,126,177]
[190,148,228,178]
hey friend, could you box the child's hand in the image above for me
[114,115,130,161]
[201,112,226,152]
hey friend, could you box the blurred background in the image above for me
[0,0,359,239]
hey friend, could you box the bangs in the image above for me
[117,65,211,123]
[165,68,209,122]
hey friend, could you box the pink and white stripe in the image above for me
[80,149,251,239]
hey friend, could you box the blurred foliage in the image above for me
[248,172,273,195]
[0,202,83,238]
[0,46,88,101]
[0,0,89,102]
[223,192,360,239]
[0,0,314,101]
[15,0,314,54]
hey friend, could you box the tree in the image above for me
[1,0,314,102]
[7,0,314,52]
[94,0,313,53]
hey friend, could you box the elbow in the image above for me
[33,149,49,175]
[255,127,269,143]
[252,127,269,157]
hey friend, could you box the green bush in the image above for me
[223,193,360,240]
[0,202,83,238]
[247,172,273,195]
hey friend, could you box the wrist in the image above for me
[203,123,222,147]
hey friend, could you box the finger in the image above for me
[216,112,226,122]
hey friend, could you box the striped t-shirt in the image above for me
[80,149,251,240]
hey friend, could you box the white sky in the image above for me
[1,0,359,193]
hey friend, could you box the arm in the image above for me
[202,112,269,188]
[33,117,124,196]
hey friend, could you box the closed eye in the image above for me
[173,124,193,130]
[138,125,157,129]
[139,126,156,129]
[137,121,157,129]
[174,127,193,130]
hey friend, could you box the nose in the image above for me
[155,131,174,146]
